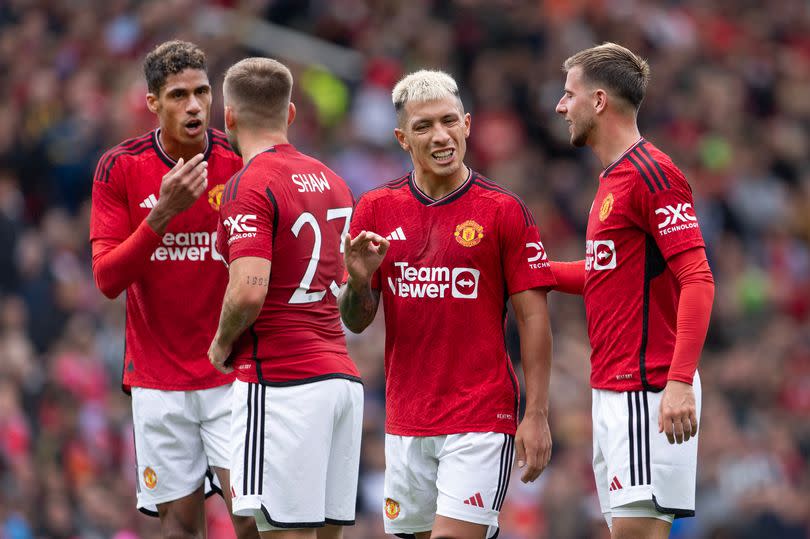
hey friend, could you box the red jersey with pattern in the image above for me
[351,171,556,436]
[585,139,706,391]
[216,144,360,385]
[90,128,242,390]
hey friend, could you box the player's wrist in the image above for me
[145,205,173,235]
[347,274,371,293]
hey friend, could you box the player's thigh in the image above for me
[196,383,235,470]
[431,514,488,539]
[131,387,208,510]
[434,432,513,530]
[230,379,346,527]
[383,435,440,535]
[591,388,612,518]
[611,502,672,539]
[324,380,364,523]
[594,383,699,525]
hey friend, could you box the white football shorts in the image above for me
[131,384,233,515]
[383,432,514,537]
[230,378,363,531]
[592,373,702,526]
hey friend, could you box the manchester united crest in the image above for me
[384,498,400,520]
[208,184,225,211]
[599,193,614,222]
[454,220,484,247]
[143,467,157,490]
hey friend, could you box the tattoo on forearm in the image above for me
[246,275,269,287]
[339,284,378,333]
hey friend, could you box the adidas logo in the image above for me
[609,476,623,491]
[385,227,406,241]
[139,194,158,209]
[463,492,485,508]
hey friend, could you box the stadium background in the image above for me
[1,1,809,538]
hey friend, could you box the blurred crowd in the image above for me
[1,0,809,538]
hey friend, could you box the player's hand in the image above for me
[147,153,208,234]
[208,337,234,375]
[343,231,389,290]
[514,410,552,483]
[658,380,698,444]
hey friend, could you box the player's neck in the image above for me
[159,130,206,163]
[590,119,641,170]
[239,131,290,163]
[413,165,470,200]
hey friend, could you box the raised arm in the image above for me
[339,231,388,333]
[91,154,208,298]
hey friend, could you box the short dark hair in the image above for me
[223,57,293,130]
[563,42,650,110]
[143,40,207,95]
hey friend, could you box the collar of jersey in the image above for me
[601,137,645,179]
[408,168,474,207]
[152,128,212,168]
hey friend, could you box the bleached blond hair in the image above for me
[392,69,463,126]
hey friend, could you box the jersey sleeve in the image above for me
[89,160,130,243]
[633,163,705,260]
[348,194,381,289]
[500,198,556,295]
[219,177,275,264]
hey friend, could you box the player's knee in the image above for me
[611,518,669,539]
[160,524,204,539]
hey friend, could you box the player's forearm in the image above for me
[339,279,379,333]
[91,221,163,298]
[513,290,553,416]
[549,260,586,295]
[213,283,264,348]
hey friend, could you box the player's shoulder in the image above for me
[94,131,156,184]
[613,139,688,194]
[357,173,411,205]
[469,171,534,225]
[207,128,241,163]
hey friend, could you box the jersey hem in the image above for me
[246,372,363,387]
[125,378,235,392]
[384,425,517,437]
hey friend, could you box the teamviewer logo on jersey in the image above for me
[586,239,617,270]
[388,262,480,299]
[451,268,480,298]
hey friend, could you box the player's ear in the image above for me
[146,93,160,114]
[463,112,471,138]
[224,105,236,131]
[287,102,296,127]
[594,89,608,114]
[394,128,409,152]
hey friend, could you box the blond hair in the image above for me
[391,70,463,125]
[563,42,650,110]
[223,57,293,129]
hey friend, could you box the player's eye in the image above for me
[196,87,210,95]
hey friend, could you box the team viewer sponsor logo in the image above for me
[655,203,698,235]
[526,241,550,269]
[586,239,617,271]
[387,262,480,299]
[150,231,224,262]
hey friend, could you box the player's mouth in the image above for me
[185,118,203,137]
[431,148,455,165]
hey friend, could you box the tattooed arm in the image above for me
[208,256,271,373]
[339,231,389,333]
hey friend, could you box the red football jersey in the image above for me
[90,128,242,390]
[351,170,556,436]
[216,144,360,385]
[585,139,706,391]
